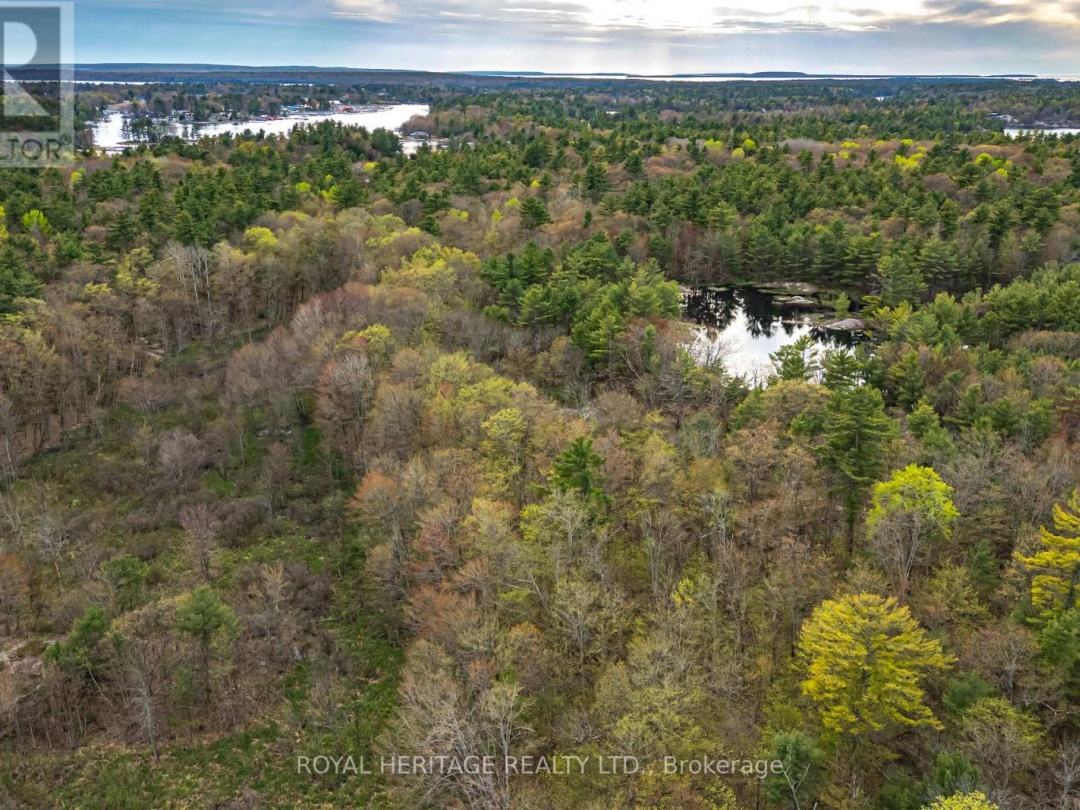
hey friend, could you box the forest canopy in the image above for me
[2,76,1080,809]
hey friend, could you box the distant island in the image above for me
[67,64,1043,85]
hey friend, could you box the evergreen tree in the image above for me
[519,196,552,230]
[175,586,238,696]
[799,593,951,737]
[819,385,898,552]
[0,245,41,313]
[551,436,610,511]
[1016,490,1080,617]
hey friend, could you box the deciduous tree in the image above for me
[866,464,959,602]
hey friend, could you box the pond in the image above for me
[683,285,862,382]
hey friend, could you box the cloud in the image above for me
[70,0,1080,74]
[78,0,1080,35]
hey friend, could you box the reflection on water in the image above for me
[89,104,430,152]
[684,286,860,381]
[1005,127,1080,137]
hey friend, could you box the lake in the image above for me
[684,286,861,383]
[89,103,430,152]
[1006,127,1080,137]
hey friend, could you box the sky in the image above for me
[70,0,1080,76]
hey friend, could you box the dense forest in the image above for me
[3,76,1080,809]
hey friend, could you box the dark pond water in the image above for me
[683,286,861,381]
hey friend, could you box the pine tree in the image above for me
[1016,490,1080,616]
[0,245,41,313]
[771,335,819,382]
[920,237,960,292]
[551,436,610,511]
[873,252,927,308]
[519,196,552,230]
[175,586,238,697]
[799,593,951,737]
[819,386,898,553]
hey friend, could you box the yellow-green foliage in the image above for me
[430,368,539,444]
[363,225,425,251]
[355,212,409,242]
[335,324,392,360]
[895,153,925,171]
[243,226,278,253]
[731,147,746,159]
[357,324,392,358]
[82,281,112,299]
[866,464,959,542]
[922,792,998,810]
[21,209,51,235]
[974,153,1012,177]
[381,245,479,303]
[114,266,158,297]
[1016,490,1080,615]
[798,593,951,736]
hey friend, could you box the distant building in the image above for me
[408,131,430,140]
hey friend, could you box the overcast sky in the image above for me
[72,0,1080,75]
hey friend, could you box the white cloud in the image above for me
[323,0,1080,33]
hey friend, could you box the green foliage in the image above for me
[11,79,1080,810]
[919,753,984,806]
[551,436,610,511]
[866,464,959,597]
[519,196,552,230]
[819,385,898,542]
[942,672,997,716]
[873,252,928,308]
[101,554,150,613]
[175,586,238,651]
[44,607,110,678]
[763,731,825,809]
[771,335,819,382]
[0,245,41,312]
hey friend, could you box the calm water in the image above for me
[1006,127,1080,137]
[89,103,430,151]
[684,286,860,382]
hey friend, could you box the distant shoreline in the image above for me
[53,64,1065,86]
